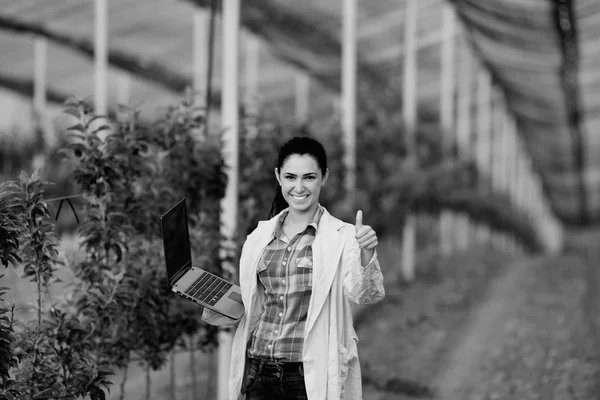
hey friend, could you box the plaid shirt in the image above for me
[247,205,324,363]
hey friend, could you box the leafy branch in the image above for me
[0,181,23,269]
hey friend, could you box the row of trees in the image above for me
[0,93,225,399]
[0,90,540,399]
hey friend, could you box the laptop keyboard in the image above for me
[184,273,233,306]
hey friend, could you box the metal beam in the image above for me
[186,0,393,111]
[0,73,70,104]
[0,14,193,94]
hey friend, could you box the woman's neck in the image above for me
[286,204,318,226]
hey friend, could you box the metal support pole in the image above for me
[498,108,513,251]
[439,3,456,254]
[34,37,47,117]
[476,65,492,244]
[490,94,506,250]
[498,106,510,193]
[193,7,210,104]
[94,0,108,116]
[402,0,418,281]
[218,1,240,399]
[294,73,310,122]
[342,0,357,205]
[506,114,519,253]
[116,73,131,106]
[243,34,260,117]
[455,40,473,250]
[32,36,48,170]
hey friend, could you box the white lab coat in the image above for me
[202,207,385,399]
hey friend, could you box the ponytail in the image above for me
[268,184,288,219]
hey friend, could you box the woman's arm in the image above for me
[341,226,385,305]
[201,307,244,327]
[201,234,255,327]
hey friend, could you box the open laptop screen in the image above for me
[161,198,192,284]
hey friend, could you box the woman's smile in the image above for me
[291,193,309,201]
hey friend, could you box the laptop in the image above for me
[160,198,244,320]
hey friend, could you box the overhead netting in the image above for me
[0,0,596,226]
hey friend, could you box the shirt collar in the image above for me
[273,204,324,238]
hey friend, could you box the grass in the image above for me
[3,232,515,399]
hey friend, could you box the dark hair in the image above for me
[268,136,328,218]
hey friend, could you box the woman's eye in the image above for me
[284,176,315,181]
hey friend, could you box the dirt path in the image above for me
[434,254,600,400]
[355,247,513,400]
[434,257,534,399]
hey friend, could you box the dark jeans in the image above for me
[243,357,308,400]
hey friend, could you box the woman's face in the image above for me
[275,154,328,214]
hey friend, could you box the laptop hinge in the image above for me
[170,264,191,287]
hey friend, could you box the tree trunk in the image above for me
[205,349,216,400]
[146,363,152,400]
[170,349,176,400]
[189,335,197,400]
[30,269,43,400]
[119,362,129,400]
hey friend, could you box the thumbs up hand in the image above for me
[355,210,379,252]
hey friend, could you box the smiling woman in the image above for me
[271,136,329,223]
[202,135,385,400]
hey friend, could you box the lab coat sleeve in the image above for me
[201,308,243,328]
[341,226,385,305]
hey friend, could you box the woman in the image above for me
[202,136,385,400]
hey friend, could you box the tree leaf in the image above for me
[67,123,86,133]
[63,107,82,119]
[92,125,112,135]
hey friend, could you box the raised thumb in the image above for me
[355,210,363,231]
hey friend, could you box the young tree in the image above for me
[57,93,223,396]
